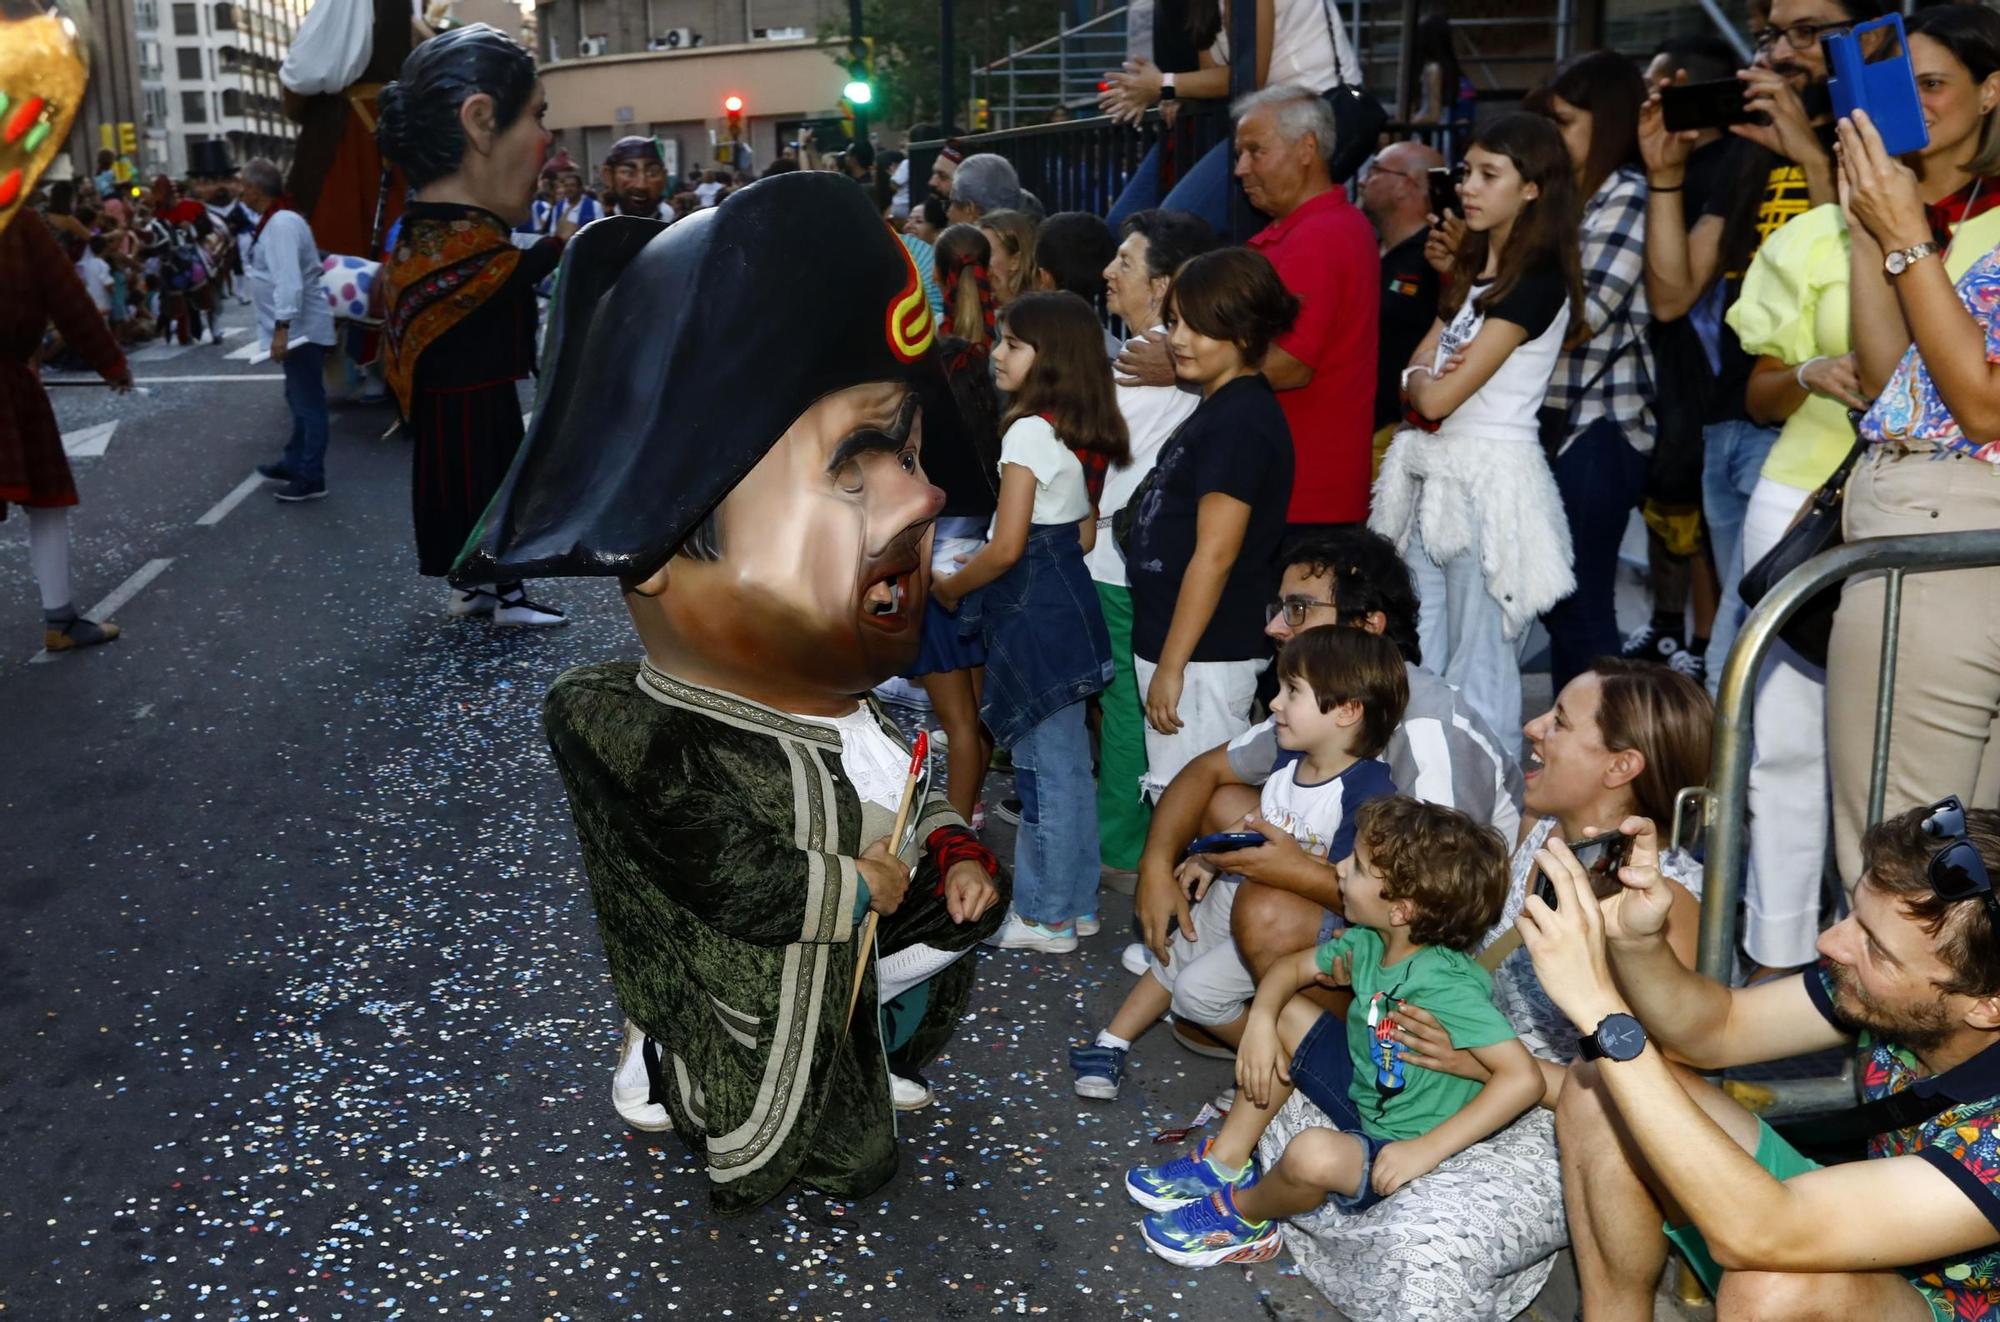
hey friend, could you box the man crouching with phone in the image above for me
[1526,800,2000,1321]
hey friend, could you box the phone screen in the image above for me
[1534,831,1632,910]
[1659,78,1758,133]
[1426,166,1457,221]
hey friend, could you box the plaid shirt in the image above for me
[1543,167,1654,452]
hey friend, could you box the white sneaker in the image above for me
[890,1073,934,1111]
[612,1019,674,1132]
[1074,913,1101,937]
[1121,941,1150,976]
[982,911,1078,953]
[492,587,568,627]
[445,584,496,618]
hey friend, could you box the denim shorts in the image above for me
[1288,1010,1390,1215]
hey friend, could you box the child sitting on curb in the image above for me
[1069,628,1408,1099]
[1125,796,1542,1265]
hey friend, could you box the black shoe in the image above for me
[1619,624,1685,665]
[275,478,328,502]
[993,798,1024,826]
[257,461,296,482]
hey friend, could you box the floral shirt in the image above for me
[1860,244,2000,464]
[1807,962,2000,1312]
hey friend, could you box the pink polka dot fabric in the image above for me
[319,254,381,322]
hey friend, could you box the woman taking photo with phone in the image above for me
[1372,112,1585,755]
[1833,3,2000,893]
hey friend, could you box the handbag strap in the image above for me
[1318,0,1353,89]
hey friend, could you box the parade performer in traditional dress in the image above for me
[375,24,567,626]
[1,0,135,652]
[453,170,1009,1214]
[599,135,672,221]
[280,0,415,260]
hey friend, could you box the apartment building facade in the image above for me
[138,0,308,179]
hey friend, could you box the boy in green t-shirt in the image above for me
[1127,796,1543,1266]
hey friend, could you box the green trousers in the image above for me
[1094,581,1152,870]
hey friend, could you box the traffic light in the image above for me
[973,97,990,131]
[118,121,138,155]
[723,93,744,140]
[842,37,874,110]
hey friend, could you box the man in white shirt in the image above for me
[239,158,338,502]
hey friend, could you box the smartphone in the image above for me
[1188,830,1266,854]
[1827,14,1930,157]
[1660,77,1761,133]
[1533,831,1633,910]
[1426,166,1457,221]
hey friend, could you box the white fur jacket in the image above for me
[1369,428,1576,641]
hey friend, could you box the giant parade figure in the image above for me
[450,169,1009,1213]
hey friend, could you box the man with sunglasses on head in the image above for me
[1131,527,1522,1042]
[1537,797,2000,1321]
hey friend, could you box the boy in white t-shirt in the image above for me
[77,236,115,318]
[1070,627,1407,1099]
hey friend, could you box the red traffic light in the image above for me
[723,95,744,114]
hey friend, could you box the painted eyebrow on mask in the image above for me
[826,393,921,473]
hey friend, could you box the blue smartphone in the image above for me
[1188,830,1266,854]
[1827,14,1930,158]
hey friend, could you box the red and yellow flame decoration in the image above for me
[885,239,935,363]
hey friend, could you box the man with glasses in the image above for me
[1132,527,1521,1042]
[1359,142,1447,443]
[1543,798,2000,1321]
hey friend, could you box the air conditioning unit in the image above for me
[650,27,700,49]
[578,35,608,57]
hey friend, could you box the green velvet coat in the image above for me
[543,660,1005,1215]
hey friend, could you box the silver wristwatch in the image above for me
[1884,241,1940,277]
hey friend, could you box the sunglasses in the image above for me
[1922,795,2000,932]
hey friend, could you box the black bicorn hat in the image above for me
[452,170,943,584]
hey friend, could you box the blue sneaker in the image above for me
[1140,1187,1282,1267]
[1069,1042,1127,1100]
[1124,1137,1257,1212]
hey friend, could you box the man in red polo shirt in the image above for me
[1236,85,1380,529]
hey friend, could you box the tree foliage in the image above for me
[820,0,1064,131]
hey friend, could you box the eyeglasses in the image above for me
[1265,596,1338,628]
[1360,160,1423,186]
[1921,795,2000,933]
[1752,18,1851,52]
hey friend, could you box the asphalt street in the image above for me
[0,298,1343,1322]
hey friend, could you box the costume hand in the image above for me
[1423,213,1464,276]
[1638,73,1700,181]
[1387,1002,1489,1081]
[1837,110,1931,251]
[1517,836,1627,1029]
[1734,67,1825,175]
[1235,1015,1291,1110]
[858,838,912,916]
[108,368,134,394]
[944,859,1000,923]
[1207,815,1317,889]
[1138,853,1196,965]
[1800,352,1869,410]
[1370,1138,1440,1197]
[1114,328,1176,388]
[1144,663,1185,735]
[269,324,289,363]
[1175,854,1219,904]
[1098,58,1163,126]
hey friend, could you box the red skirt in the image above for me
[0,360,79,517]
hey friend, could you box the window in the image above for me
[139,38,162,73]
[214,1,235,29]
[221,88,244,116]
[137,0,158,28]
[144,86,169,128]
[181,90,207,122]
[172,1,197,33]
[176,46,202,78]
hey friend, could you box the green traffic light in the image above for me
[843,79,873,106]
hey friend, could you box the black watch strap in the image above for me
[1580,1012,1647,1062]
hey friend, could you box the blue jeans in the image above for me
[1543,418,1650,693]
[1289,1010,1390,1214]
[1105,139,1234,235]
[281,341,330,483]
[1407,521,1522,760]
[1009,698,1101,926]
[1702,418,1782,691]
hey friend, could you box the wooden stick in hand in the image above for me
[845,731,928,1029]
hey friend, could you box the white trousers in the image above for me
[1133,655,1265,801]
[1149,877,1256,1026]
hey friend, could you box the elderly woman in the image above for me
[1257,659,1712,1320]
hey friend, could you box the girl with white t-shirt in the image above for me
[934,292,1130,953]
[1371,113,1585,755]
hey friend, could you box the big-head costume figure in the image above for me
[455,171,1008,1214]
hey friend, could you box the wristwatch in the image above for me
[1159,72,1178,102]
[1578,1012,1648,1063]
[1884,241,1940,277]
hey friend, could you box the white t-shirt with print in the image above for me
[1431,269,1569,442]
[1258,755,1397,861]
[995,415,1092,527]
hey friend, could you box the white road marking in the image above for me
[29,558,174,663]
[195,472,266,527]
[128,342,191,363]
[134,703,154,719]
[43,373,284,385]
[61,421,118,457]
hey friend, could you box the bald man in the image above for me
[1359,141,1446,435]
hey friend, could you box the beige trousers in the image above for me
[1826,448,2000,888]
